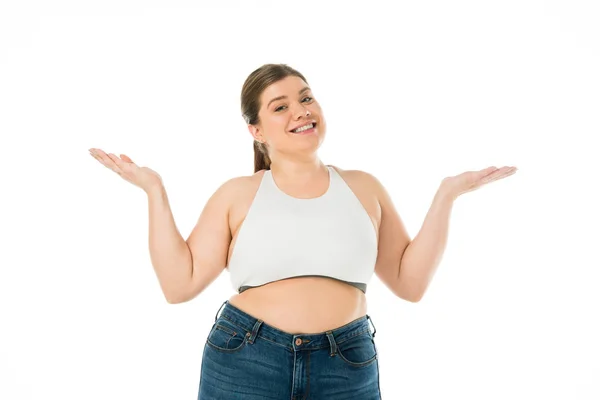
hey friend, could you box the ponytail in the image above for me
[253,141,271,173]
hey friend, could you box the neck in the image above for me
[269,153,326,180]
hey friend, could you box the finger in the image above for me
[107,152,123,166]
[107,153,129,174]
[89,148,109,165]
[492,166,516,178]
[482,169,505,182]
[94,149,117,168]
[471,167,496,182]
[499,167,518,179]
[485,165,513,177]
[89,149,103,162]
[91,148,112,161]
[120,154,134,163]
[482,167,516,183]
[93,149,124,174]
[479,166,498,177]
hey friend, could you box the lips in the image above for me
[291,124,317,135]
[289,120,317,133]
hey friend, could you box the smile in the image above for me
[290,123,317,134]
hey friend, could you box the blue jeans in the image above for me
[198,300,382,399]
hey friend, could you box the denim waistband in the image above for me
[213,300,377,352]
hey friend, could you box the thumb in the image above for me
[120,154,134,163]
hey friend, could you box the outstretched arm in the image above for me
[395,185,454,302]
[397,166,518,302]
[374,165,517,302]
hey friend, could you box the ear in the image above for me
[248,124,264,143]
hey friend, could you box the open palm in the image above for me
[89,148,163,193]
[442,166,518,199]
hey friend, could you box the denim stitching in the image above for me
[214,324,238,348]
[215,324,236,336]
[218,314,370,350]
[256,335,293,351]
[336,349,378,368]
[219,314,251,335]
[334,327,371,345]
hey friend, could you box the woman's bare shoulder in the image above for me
[328,164,380,189]
[215,169,266,201]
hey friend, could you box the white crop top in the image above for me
[226,166,378,294]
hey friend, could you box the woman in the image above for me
[89,63,517,399]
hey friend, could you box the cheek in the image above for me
[264,116,291,138]
[277,115,294,130]
[312,104,324,119]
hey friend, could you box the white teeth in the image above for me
[293,123,314,133]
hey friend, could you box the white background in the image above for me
[1,1,599,399]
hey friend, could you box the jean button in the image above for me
[295,338,302,346]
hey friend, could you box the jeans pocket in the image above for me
[206,318,249,353]
[335,331,378,368]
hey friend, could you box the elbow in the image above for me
[161,272,195,305]
[165,294,191,304]
[165,293,183,304]
[394,280,425,303]
[164,287,192,305]
[406,291,424,303]
[166,295,183,304]
[396,290,423,303]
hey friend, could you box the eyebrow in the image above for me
[267,86,311,109]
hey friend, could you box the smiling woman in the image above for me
[242,65,327,174]
[88,62,517,399]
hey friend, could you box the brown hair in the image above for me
[241,64,309,173]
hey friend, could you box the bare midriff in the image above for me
[227,276,367,334]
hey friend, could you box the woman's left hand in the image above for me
[441,166,518,200]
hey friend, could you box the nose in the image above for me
[293,104,311,119]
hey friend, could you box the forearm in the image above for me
[146,185,193,302]
[397,184,455,302]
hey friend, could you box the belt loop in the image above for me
[214,300,227,322]
[247,319,263,344]
[325,331,337,357]
[367,315,377,338]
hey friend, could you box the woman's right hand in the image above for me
[89,148,163,194]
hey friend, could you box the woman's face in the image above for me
[249,75,326,157]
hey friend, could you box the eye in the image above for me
[274,97,313,112]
